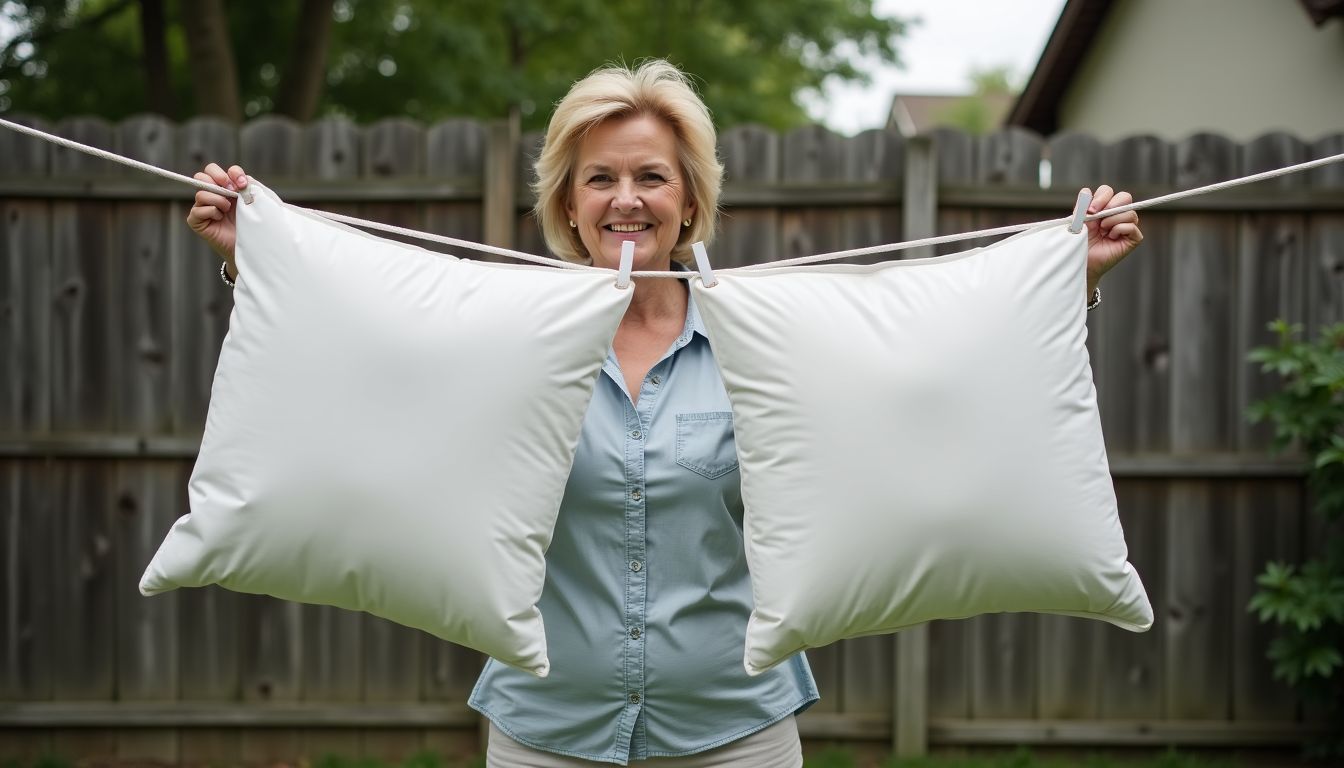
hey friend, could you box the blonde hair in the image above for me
[533,60,722,266]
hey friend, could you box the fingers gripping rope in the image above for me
[3,116,1342,277]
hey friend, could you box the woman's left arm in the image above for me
[1084,184,1144,298]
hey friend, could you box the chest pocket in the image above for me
[675,411,740,479]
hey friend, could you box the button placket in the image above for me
[622,399,649,720]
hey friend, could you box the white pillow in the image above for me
[691,223,1153,676]
[140,181,631,677]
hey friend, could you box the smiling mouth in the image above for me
[605,223,651,233]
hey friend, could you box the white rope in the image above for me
[311,210,592,270]
[603,147,1344,276]
[0,116,240,198]
[3,116,1342,278]
[0,116,586,270]
[728,219,1067,272]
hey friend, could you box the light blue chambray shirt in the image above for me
[469,273,819,765]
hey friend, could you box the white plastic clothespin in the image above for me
[691,241,718,288]
[236,176,254,205]
[1068,188,1092,234]
[615,240,635,289]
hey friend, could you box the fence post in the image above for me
[893,134,936,758]
[483,117,519,249]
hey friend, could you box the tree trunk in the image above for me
[137,0,175,117]
[180,0,242,121]
[275,0,334,121]
[508,16,525,127]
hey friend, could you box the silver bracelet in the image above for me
[1086,286,1101,311]
[220,261,236,288]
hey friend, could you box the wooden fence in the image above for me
[1,114,1343,765]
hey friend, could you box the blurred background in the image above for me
[1,1,1343,767]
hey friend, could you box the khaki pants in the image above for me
[486,715,802,767]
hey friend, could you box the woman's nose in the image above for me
[611,179,641,210]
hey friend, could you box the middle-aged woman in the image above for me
[187,60,1142,767]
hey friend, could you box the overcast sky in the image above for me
[804,0,1068,135]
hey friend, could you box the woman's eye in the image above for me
[641,173,665,182]
[589,174,612,183]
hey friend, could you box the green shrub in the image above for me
[1246,320,1344,758]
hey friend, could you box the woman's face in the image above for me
[566,113,695,270]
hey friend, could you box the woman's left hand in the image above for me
[1084,184,1143,296]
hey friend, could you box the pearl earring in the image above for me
[569,220,576,228]
[682,218,692,227]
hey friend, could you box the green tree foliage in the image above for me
[1245,320,1344,759]
[0,0,907,130]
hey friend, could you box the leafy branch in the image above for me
[1246,320,1344,759]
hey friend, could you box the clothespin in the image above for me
[616,240,634,289]
[1068,188,1092,234]
[234,175,254,205]
[691,241,718,288]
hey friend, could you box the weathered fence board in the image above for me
[1100,481,1166,719]
[1164,482,1234,720]
[1164,133,1240,721]
[1231,480,1303,721]
[717,125,780,267]
[0,116,54,722]
[1099,134,1174,454]
[0,116,52,436]
[0,459,52,705]
[1,117,1341,764]
[112,461,181,764]
[113,467,180,768]
[168,117,243,764]
[47,460,117,701]
[1307,134,1344,331]
[1037,130,1108,722]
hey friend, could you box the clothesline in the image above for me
[3,116,1342,278]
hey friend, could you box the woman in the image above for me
[188,60,1142,767]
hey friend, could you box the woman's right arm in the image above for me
[186,163,249,280]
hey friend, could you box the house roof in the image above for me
[886,92,1015,137]
[1300,0,1344,26]
[1007,0,1344,135]
[1004,0,1114,136]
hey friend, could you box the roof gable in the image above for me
[1008,0,1344,135]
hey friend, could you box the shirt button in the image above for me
[631,429,642,439]
[629,692,641,704]
[630,560,642,572]
[630,627,641,639]
[651,375,661,385]
[631,489,642,501]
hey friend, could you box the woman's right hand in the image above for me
[187,163,249,277]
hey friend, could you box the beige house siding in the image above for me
[1057,0,1344,142]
